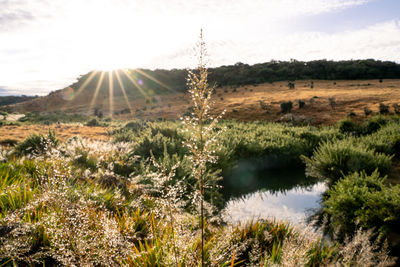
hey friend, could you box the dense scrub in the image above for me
[321,171,400,242]
[301,116,400,262]
[112,120,340,172]
[0,124,395,266]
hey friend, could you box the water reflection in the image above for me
[222,160,326,225]
[223,182,326,225]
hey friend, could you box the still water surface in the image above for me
[222,161,325,225]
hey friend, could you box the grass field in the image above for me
[0,124,109,144]
[2,79,400,265]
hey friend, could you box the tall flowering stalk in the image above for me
[182,29,225,266]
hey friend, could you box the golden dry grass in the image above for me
[0,124,109,144]
[6,79,400,126]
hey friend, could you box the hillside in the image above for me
[4,59,400,124]
[5,77,400,125]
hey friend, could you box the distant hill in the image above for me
[68,59,400,93]
[0,95,38,107]
[4,59,400,122]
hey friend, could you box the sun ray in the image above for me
[134,68,174,92]
[115,70,134,114]
[108,71,114,118]
[121,69,151,101]
[72,71,98,98]
[89,71,105,113]
[62,70,98,110]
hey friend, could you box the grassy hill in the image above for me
[5,77,400,125]
[3,59,400,124]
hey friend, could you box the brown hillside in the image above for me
[6,79,400,125]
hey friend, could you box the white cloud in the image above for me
[149,19,400,69]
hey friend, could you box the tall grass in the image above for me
[182,29,225,266]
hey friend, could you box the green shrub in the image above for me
[302,138,392,186]
[322,170,400,241]
[86,118,100,126]
[361,123,400,156]
[124,120,146,132]
[338,116,387,137]
[362,116,387,134]
[298,100,305,109]
[338,118,361,135]
[14,130,59,156]
[379,103,389,114]
[280,101,293,113]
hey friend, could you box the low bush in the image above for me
[86,118,100,126]
[338,116,387,136]
[364,107,373,116]
[280,101,293,113]
[361,122,400,156]
[321,170,400,242]
[379,103,389,114]
[302,138,392,186]
[298,100,305,109]
[338,118,360,135]
[14,130,59,156]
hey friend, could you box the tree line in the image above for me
[68,59,400,95]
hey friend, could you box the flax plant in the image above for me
[181,29,225,266]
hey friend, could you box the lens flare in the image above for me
[62,87,75,101]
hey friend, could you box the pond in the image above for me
[221,160,326,225]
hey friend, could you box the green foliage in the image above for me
[86,118,100,126]
[338,116,388,136]
[302,138,392,186]
[322,170,400,241]
[361,122,400,156]
[14,130,59,156]
[338,118,361,135]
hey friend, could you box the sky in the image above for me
[1,0,400,96]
